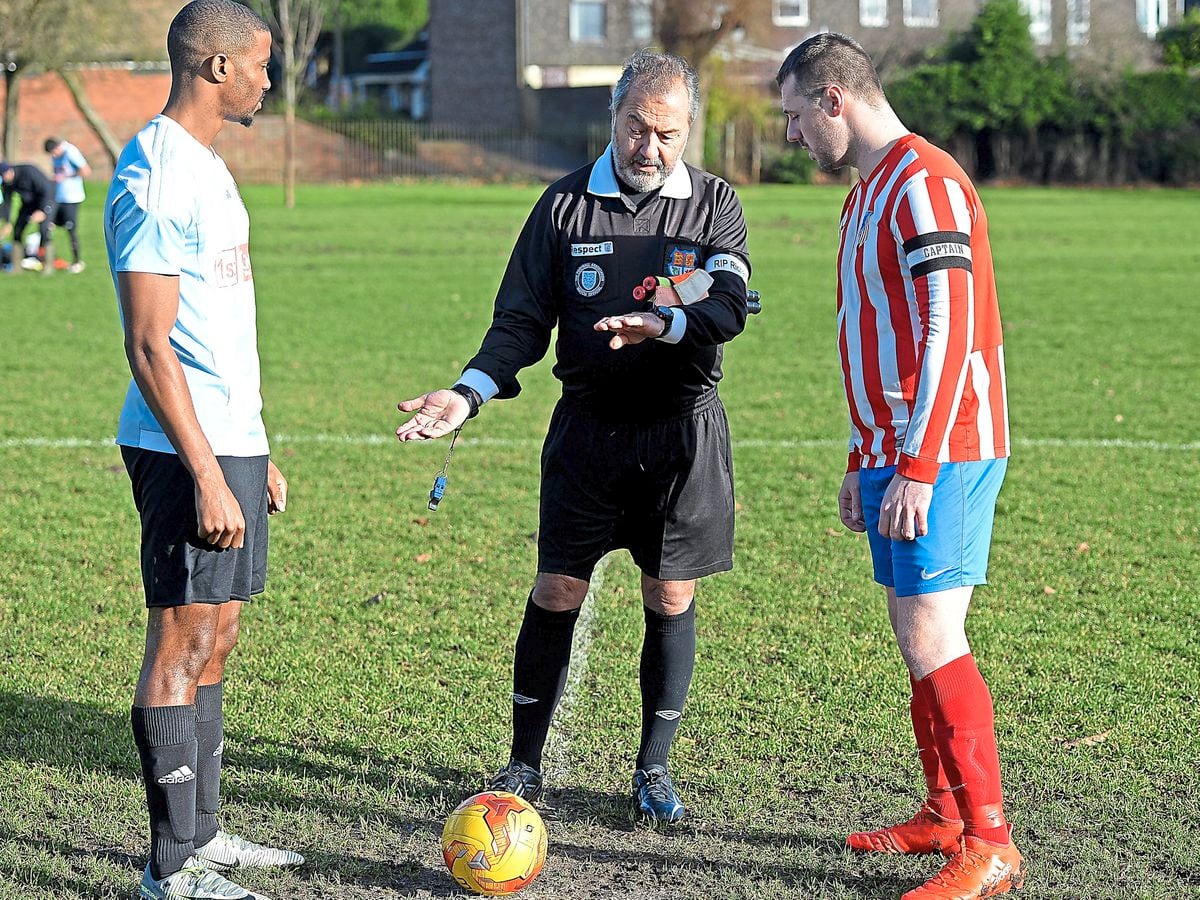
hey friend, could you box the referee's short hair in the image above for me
[168,0,270,77]
[611,50,700,124]
[776,33,885,107]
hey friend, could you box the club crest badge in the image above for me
[664,244,700,276]
[575,262,605,297]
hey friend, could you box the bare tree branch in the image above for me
[252,0,326,207]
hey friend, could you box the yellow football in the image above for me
[440,790,547,895]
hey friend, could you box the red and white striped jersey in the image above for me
[837,133,1009,484]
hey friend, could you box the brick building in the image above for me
[428,0,1191,133]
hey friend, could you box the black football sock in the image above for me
[132,704,198,880]
[636,603,696,771]
[509,593,580,770]
[193,682,224,848]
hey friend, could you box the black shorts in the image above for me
[121,447,269,607]
[537,390,735,582]
[53,203,79,229]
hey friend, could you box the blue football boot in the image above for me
[632,765,685,823]
[487,759,544,802]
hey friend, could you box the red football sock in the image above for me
[922,654,1010,844]
[909,673,959,821]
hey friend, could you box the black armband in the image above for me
[450,383,483,419]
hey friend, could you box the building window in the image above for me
[630,0,653,42]
[904,0,938,26]
[1019,0,1052,45]
[1067,0,1089,45]
[570,0,607,42]
[860,0,887,27]
[773,0,809,26]
[1136,0,1170,37]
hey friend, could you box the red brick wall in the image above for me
[0,68,361,184]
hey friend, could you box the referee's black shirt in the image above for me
[465,146,751,420]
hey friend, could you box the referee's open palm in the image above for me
[396,389,470,442]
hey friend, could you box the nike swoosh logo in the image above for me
[920,566,954,580]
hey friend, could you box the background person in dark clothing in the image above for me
[396,49,751,824]
[0,161,56,272]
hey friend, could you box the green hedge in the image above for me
[887,0,1200,184]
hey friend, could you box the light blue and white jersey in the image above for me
[52,141,88,204]
[105,115,268,457]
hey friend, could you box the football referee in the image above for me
[397,49,752,824]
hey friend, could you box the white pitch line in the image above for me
[541,552,611,785]
[3,434,1198,452]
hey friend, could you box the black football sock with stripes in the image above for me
[193,682,224,849]
[509,593,580,771]
[637,603,696,771]
[132,704,198,880]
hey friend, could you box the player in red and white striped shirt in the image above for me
[779,34,1024,900]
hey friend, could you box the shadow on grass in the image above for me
[0,692,919,898]
[0,691,468,896]
[0,828,140,898]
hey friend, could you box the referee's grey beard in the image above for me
[613,134,678,192]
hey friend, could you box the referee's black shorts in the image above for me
[537,389,735,582]
[121,447,269,607]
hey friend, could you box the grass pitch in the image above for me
[0,181,1197,899]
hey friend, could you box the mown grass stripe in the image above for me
[4,434,1198,451]
[542,553,612,785]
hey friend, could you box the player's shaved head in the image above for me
[776,32,885,106]
[611,49,700,124]
[167,0,270,78]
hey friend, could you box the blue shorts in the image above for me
[859,459,1007,597]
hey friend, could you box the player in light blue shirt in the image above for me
[43,137,90,272]
[105,2,305,897]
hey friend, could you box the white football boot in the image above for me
[194,830,304,871]
[137,857,267,899]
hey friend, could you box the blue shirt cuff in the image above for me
[455,368,500,403]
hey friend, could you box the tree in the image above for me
[325,0,426,109]
[0,0,72,158]
[253,0,326,208]
[653,0,753,168]
[1159,10,1200,73]
[0,0,128,160]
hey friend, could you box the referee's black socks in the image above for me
[637,602,696,771]
[509,593,581,771]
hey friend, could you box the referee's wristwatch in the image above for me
[651,305,674,337]
[449,383,482,419]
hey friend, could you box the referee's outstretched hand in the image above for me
[593,311,666,350]
[396,389,471,442]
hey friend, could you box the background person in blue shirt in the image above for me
[44,137,90,273]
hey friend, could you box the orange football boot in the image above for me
[900,832,1026,900]
[847,805,964,855]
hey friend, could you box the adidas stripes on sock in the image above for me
[132,704,198,880]
[193,682,224,848]
[636,603,696,771]
[509,593,580,771]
